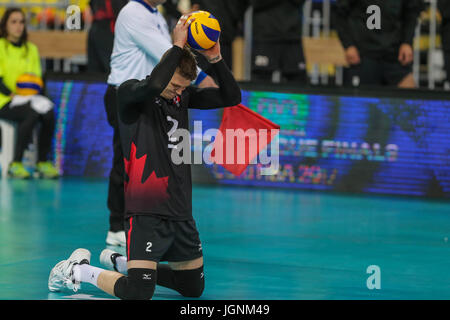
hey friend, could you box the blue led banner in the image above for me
[46,80,450,198]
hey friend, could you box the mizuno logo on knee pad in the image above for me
[142,274,152,280]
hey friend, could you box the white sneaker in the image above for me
[48,248,91,292]
[100,248,124,272]
[106,231,126,247]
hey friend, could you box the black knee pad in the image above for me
[114,268,156,300]
[173,266,205,298]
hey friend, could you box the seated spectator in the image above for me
[0,8,58,179]
[335,0,424,88]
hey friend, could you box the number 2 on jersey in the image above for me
[167,116,179,149]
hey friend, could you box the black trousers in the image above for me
[104,85,125,232]
[0,102,55,163]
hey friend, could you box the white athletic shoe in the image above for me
[100,248,124,272]
[106,231,126,247]
[48,248,91,292]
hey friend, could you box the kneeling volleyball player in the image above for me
[48,14,241,300]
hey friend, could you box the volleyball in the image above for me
[186,11,221,50]
[16,73,43,96]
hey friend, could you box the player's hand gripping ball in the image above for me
[16,73,43,96]
[186,11,221,50]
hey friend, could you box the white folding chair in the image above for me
[0,119,38,178]
[0,120,16,178]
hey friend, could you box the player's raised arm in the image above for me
[117,47,183,105]
[117,16,194,116]
[187,41,242,109]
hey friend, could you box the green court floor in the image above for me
[0,178,449,300]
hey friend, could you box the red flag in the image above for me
[210,104,280,176]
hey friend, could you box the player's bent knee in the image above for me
[114,268,156,300]
[174,266,205,298]
[179,279,204,298]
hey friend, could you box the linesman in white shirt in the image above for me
[104,0,216,247]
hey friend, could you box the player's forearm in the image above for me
[211,59,242,107]
[147,45,183,93]
[189,60,241,109]
[118,45,183,106]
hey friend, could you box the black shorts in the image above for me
[344,56,412,86]
[125,215,203,263]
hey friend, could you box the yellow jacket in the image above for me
[0,38,42,109]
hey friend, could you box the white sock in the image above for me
[115,255,128,274]
[73,264,104,287]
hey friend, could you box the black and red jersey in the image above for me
[117,45,241,220]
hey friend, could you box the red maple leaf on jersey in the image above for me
[124,142,169,212]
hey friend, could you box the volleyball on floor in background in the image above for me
[186,11,221,50]
[16,73,43,95]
